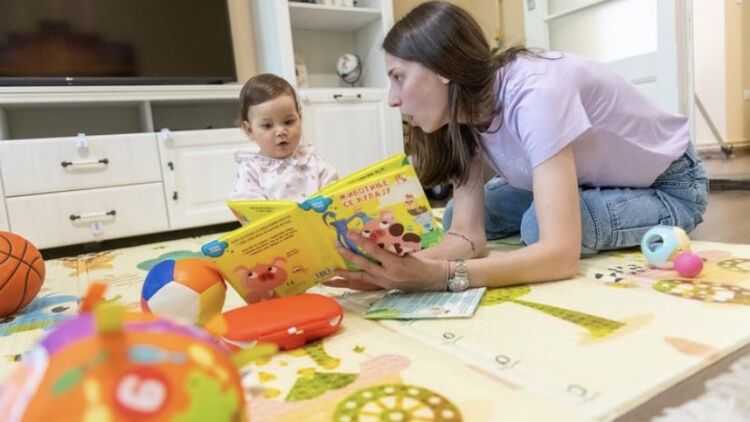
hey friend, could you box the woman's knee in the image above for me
[519,206,540,246]
[520,200,600,257]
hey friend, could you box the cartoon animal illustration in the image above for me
[404,194,434,232]
[236,258,289,303]
[354,211,421,256]
[0,294,79,337]
[61,251,116,276]
[323,211,370,253]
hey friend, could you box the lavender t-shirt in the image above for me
[479,52,689,191]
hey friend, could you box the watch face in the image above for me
[448,277,469,292]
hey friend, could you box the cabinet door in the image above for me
[158,128,257,229]
[300,89,403,178]
[0,175,8,231]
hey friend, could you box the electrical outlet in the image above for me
[745,90,750,101]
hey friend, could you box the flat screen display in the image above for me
[0,0,237,85]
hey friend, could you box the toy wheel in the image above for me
[333,384,461,421]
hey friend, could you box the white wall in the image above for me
[692,1,726,147]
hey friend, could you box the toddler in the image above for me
[232,73,338,201]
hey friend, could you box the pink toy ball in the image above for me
[674,251,704,278]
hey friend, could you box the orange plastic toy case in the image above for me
[220,293,343,350]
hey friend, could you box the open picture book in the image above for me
[202,153,444,304]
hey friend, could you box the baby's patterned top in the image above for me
[231,143,338,202]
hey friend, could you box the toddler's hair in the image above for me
[238,73,300,124]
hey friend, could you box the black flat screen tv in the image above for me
[0,0,237,86]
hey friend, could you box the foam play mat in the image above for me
[2,233,750,421]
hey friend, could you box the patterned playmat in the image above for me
[2,233,750,421]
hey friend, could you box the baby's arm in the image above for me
[317,156,339,188]
[231,159,268,200]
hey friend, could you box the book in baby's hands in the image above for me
[201,153,444,304]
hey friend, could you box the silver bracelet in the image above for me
[446,231,476,254]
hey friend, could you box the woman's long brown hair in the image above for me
[383,1,529,187]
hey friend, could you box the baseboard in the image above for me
[40,222,241,260]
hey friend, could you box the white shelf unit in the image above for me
[0,85,257,249]
[288,3,381,31]
[250,0,403,176]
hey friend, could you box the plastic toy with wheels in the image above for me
[0,231,45,318]
[141,258,226,325]
[640,225,691,268]
[0,283,276,422]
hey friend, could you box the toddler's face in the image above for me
[242,94,302,159]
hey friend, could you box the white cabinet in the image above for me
[6,183,169,249]
[158,128,257,229]
[0,176,8,231]
[0,85,246,248]
[0,133,162,196]
[300,88,403,177]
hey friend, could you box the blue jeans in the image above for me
[442,143,709,256]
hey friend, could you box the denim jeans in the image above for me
[442,143,709,256]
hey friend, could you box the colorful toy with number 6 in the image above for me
[0,283,276,422]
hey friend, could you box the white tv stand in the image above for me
[0,84,255,249]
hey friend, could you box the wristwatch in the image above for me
[446,259,470,292]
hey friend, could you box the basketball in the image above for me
[0,231,45,317]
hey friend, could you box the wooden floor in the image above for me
[690,149,750,243]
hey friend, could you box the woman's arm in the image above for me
[464,145,581,286]
[416,154,488,260]
[327,146,581,291]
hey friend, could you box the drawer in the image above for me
[6,183,169,249]
[0,133,162,196]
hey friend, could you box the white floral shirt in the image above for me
[231,143,338,202]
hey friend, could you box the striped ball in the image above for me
[0,232,45,317]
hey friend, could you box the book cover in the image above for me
[202,153,444,304]
[363,288,487,320]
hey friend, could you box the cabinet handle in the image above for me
[61,158,109,168]
[69,209,117,221]
[333,93,362,102]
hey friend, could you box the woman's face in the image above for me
[385,54,450,133]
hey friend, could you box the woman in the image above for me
[326,1,708,292]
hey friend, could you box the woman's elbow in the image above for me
[557,246,581,279]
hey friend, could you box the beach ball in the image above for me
[640,225,691,267]
[0,289,247,422]
[141,259,226,325]
[0,231,45,317]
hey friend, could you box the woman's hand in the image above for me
[324,232,448,292]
